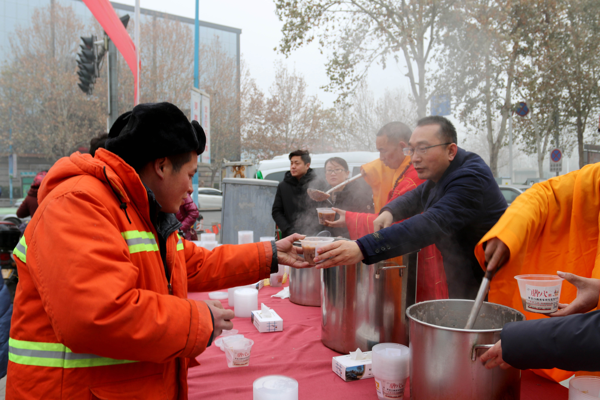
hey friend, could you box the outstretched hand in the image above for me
[480,340,512,370]
[275,233,310,268]
[373,211,393,232]
[549,271,600,317]
[313,240,364,269]
[322,208,347,228]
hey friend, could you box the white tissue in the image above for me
[271,287,290,299]
[261,303,272,318]
[349,348,372,361]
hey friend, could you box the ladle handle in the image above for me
[471,344,494,361]
[326,174,363,194]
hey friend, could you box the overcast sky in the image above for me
[115,0,411,107]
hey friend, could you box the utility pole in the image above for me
[508,115,513,183]
[554,112,560,177]
[192,0,200,206]
[107,38,119,128]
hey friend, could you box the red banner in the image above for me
[82,0,138,104]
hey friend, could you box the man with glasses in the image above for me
[315,116,507,299]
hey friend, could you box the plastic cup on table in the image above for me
[238,230,254,244]
[371,343,410,400]
[299,237,334,265]
[515,274,564,314]
[569,376,600,399]
[200,233,216,242]
[224,338,254,368]
[316,207,336,225]
[253,375,299,400]
[214,334,244,352]
[234,288,258,318]
[208,291,228,300]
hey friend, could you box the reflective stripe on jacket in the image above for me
[7,149,272,399]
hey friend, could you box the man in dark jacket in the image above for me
[315,116,507,299]
[481,271,600,372]
[272,150,328,237]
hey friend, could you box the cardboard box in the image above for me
[332,352,373,382]
[250,309,283,333]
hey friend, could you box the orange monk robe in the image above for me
[474,163,600,383]
[346,158,448,301]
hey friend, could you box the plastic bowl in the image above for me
[570,376,600,399]
[208,291,228,300]
[515,274,564,314]
[299,237,334,265]
[316,208,336,225]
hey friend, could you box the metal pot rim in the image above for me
[406,299,524,333]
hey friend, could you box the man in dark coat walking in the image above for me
[272,150,328,237]
[314,116,507,299]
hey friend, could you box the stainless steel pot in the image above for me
[289,266,321,307]
[407,300,524,400]
[320,252,418,354]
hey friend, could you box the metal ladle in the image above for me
[464,266,498,329]
[307,174,363,202]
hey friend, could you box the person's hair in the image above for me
[289,149,311,165]
[416,116,458,144]
[134,152,193,174]
[376,122,412,144]
[89,133,109,157]
[324,157,349,172]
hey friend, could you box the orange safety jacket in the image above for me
[6,149,273,399]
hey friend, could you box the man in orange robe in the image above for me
[475,162,600,383]
[324,121,447,301]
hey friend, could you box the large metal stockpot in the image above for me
[321,252,418,354]
[407,300,524,400]
[289,265,321,307]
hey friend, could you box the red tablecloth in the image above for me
[187,285,568,399]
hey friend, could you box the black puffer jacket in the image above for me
[272,169,328,237]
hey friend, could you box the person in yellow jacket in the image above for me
[6,102,307,399]
[474,162,600,383]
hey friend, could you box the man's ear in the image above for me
[153,157,169,180]
[448,143,458,161]
[306,163,311,169]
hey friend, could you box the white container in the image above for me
[570,376,600,399]
[332,351,374,382]
[201,241,219,251]
[214,334,244,352]
[372,343,410,400]
[251,306,283,333]
[260,236,276,242]
[238,230,254,244]
[253,375,298,400]
[515,274,564,314]
[224,337,254,368]
[234,288,259,318]
[201,233,216,242]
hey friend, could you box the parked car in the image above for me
[257,151,380,183]
[197,188,222,210]
[499,185,529,205]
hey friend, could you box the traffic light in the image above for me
[77,35,97,94]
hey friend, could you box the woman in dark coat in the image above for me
[17,171,47,219]
[323,157,373,237]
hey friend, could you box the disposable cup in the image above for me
[569,376,600,399]
[200,233,216,242]
[234,288,259,318]
[228,287,239,306]
[208,291,228,300]
[515,274,564,314]
[225,338,254,368]
[219,329,238,337]
[238,230,254,244]
[300,237,334,265]
[317,208,336,225]
[372,343,410,400]
[214,334,244,352]
[253,375,299,400]
[201,241,219,251]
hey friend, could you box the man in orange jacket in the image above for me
[6,102,307,399]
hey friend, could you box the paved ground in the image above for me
[0,376,5,399]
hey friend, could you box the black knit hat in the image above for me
[105,102,206,170]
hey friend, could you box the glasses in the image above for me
[325,168,346,175]
[403,143,452,156]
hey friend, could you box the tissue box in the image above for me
[254,280,264,291]
[332,352,373,382]
[251,309,283,333]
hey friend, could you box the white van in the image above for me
[257,151,380,182]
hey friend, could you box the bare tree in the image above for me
[0,4,106,162]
